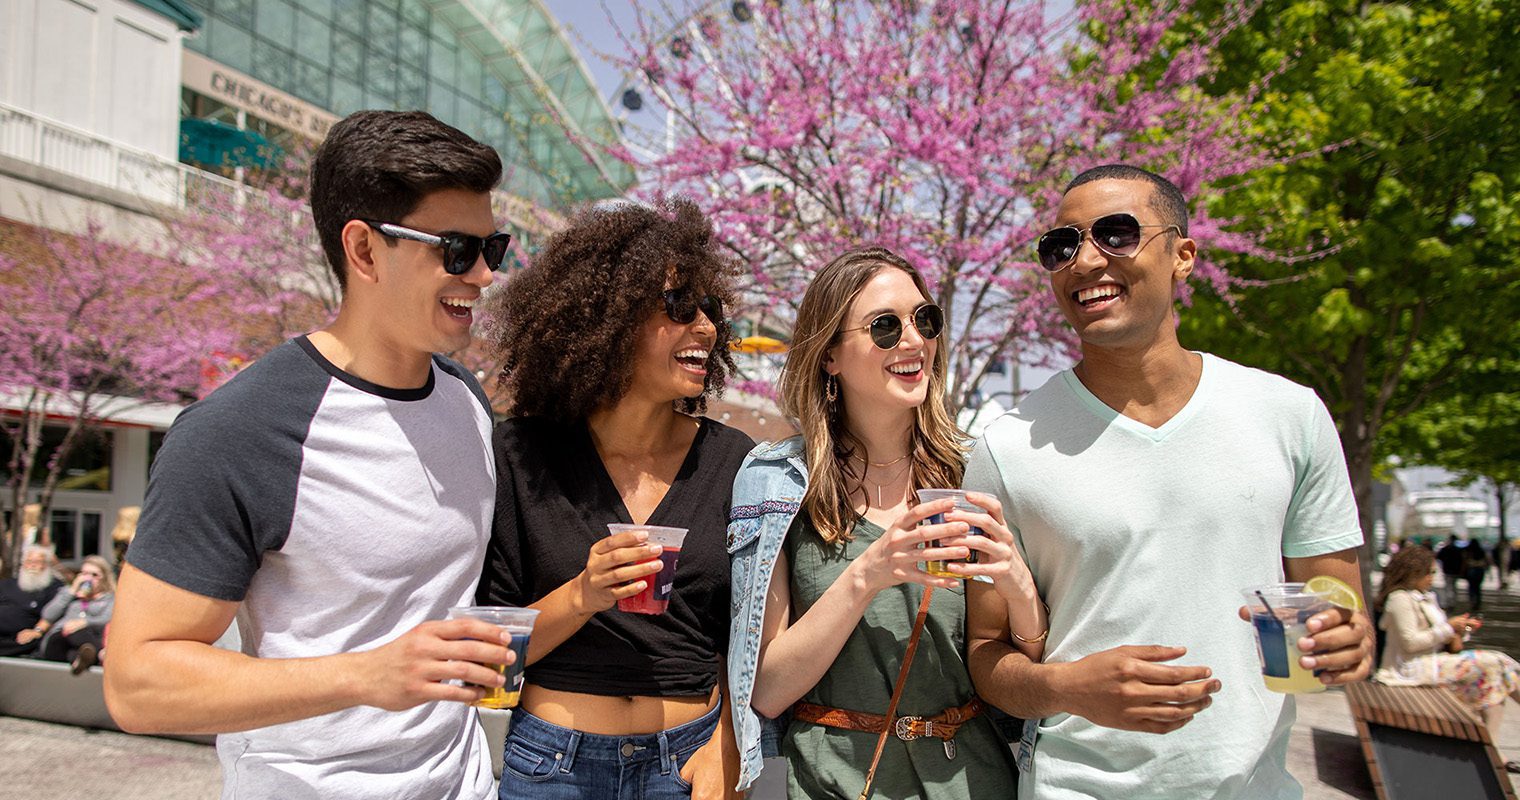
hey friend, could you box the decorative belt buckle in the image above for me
[893,715,923,740]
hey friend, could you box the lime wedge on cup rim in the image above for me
[1304,575,1363,611]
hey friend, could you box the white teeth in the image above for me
[888,361,922,375]
[676,348,708,360]
[441,297,476,308]
[1076,285,1123,303]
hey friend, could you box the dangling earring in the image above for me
[824,374,839,405]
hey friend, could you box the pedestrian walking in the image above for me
[1437,535,1465,608]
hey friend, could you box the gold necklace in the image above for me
[850,451,911,469]
[855,458,911,508]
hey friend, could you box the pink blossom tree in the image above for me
[609,0,1282,408]
[170,154,343,358]
[0,217,265,576]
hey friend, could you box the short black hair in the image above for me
[309,110,503,290]
[489,197,737,421]
[1065,164,1189,237]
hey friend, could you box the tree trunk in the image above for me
[31,409,90,548]
[1339,337,1377,604]
[3,398,47,579]
[1344,436,1378,606]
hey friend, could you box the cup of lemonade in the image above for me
[1241,583,1332,694]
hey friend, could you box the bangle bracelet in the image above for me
[1013,627,1049,644]
[1012,601,1052,644]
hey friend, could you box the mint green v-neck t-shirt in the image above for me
[964,353,1362,800]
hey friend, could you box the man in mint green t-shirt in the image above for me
[965,165,1373,800]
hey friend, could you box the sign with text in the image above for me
[181,51,338,140]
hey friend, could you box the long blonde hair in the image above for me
[780,247,967,545]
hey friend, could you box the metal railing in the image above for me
[0,101,245,209]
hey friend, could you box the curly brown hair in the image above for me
[490,197,737,421]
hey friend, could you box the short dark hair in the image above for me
[309,110,503,290]
[490,197,737,421]
[1065,164,1189,237]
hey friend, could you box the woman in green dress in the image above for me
[726,247,1048,798]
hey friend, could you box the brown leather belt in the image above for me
[792,697,985,742]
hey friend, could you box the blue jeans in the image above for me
[497,701,721,799]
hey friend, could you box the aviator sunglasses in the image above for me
[1035,212,1181,271]
[663,286,724,325]
[841,303,945,349]
[363,220,513,275]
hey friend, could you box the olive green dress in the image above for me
[781,514,1019,799]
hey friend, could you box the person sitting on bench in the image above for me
[1376,545,1520,733]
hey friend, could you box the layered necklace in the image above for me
[851,451,912,508]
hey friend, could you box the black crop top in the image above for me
[477,415,754,697]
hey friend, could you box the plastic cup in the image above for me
[446,606,538,709]
[915,489,986,578]
[608,524,689,614]
[1241,584,1332,694]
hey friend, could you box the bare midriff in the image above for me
[520,684,717,735]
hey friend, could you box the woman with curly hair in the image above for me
[477,197,752,799]
[1376,545,1520,729]
[725,247,1042,798]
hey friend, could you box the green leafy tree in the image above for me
[1179,0,1520,574]
[1385,353,1520,543]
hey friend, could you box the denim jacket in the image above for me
[725,436,807,791]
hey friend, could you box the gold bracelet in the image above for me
[1012,601,1052,644]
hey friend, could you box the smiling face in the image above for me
[362,187,497,357]
[1049,179,1195,354]
[825,267,937,415]
[625,282,720,405]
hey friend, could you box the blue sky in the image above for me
[539,0,653,105]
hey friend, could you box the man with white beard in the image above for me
[1,546,64,657]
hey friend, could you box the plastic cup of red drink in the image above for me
[607,524,689,614]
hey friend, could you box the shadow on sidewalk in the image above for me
[1310,727,1375,799]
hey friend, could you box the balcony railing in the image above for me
[0,101,244,209]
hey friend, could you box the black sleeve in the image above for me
[126,344,323,601]
[477,422,528,606]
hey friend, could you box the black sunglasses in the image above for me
[363,220,513,275]
[1035,212,1181,271]
[663,287,724,325]
[841,303,944,349]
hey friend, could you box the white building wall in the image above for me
[1,0,184,161]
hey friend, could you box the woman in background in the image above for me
[27,554,113,673]
[1376,545,1520,729]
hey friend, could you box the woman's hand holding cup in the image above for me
[851,498,967,594]
[571,530,664,614]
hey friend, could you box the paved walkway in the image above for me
[6,572,1515,798]
[5,687,1516,799]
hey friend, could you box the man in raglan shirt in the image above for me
[105,110,517,799]
[966,165,1374,799]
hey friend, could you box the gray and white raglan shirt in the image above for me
[128,337,496,800]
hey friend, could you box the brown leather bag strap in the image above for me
[858,587,934,800]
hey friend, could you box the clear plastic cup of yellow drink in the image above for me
[1241,584,1332,694]
[915,489,986,579]
[446,606,538,708]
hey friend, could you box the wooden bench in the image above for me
[1346,681,1516,800]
